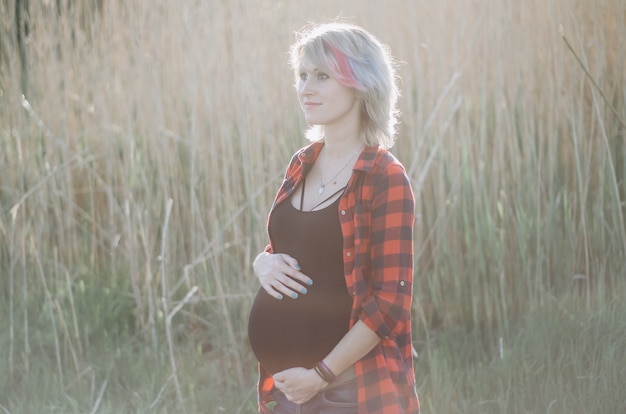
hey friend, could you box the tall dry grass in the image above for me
[1,0,625,411]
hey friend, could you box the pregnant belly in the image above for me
[247,286,352,374]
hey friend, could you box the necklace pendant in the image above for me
[318,186,325,195]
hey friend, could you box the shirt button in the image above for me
[352,291,356,296]
[346,252,351,257]
[400,281,406,287]
[341,210,346,215]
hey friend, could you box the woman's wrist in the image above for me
[309,366,330,387]
[313,360,337,383]
[305,367,330,397]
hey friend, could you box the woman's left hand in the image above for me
[273,367,328,404]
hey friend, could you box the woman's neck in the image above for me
[322,129,363,160]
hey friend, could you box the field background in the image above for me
[1,0,625,413]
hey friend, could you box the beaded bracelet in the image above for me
[314,360,337,383]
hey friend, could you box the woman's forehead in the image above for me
[297,50,331,73]
[298,56,319,71]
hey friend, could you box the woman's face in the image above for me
[296,55,361,129]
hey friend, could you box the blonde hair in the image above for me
[289,22,400,149]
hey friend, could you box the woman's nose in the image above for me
[299,79,315,96]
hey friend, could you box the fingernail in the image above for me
[300,287,307,294]
[294,264,301,270]
[276,294,283,300]
[291,292,298,299]
[306,279,313,285]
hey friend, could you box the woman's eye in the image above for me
[298,72,328,82]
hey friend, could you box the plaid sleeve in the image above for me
[358,162,415,339]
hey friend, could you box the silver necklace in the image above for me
[318,145,363,195]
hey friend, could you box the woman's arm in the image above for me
[357,161,415,339]
[320,319,380,375]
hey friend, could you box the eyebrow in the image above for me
[298,65,321,73]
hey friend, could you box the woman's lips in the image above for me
[303,102,321,110]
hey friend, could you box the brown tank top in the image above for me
[248,180,352,374]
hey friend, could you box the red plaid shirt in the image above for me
[257,142,420,413]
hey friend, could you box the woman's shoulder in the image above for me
[360,147,413,201]
[371,147,408,176]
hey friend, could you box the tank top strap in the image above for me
[310,186,346,211]
[300,177,307,210]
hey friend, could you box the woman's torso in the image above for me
[248,189,352,374]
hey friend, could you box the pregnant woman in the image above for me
[248,22,420,414]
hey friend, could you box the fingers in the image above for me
[272,368,319,405]
[273,371,286,382]
[261,283,285,301]
[275,254,313,288]
[255,253,313,300]
[262,273,308,300]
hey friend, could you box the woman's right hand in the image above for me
[253,252,312,300]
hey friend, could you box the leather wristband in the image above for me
[314,360,337,383]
